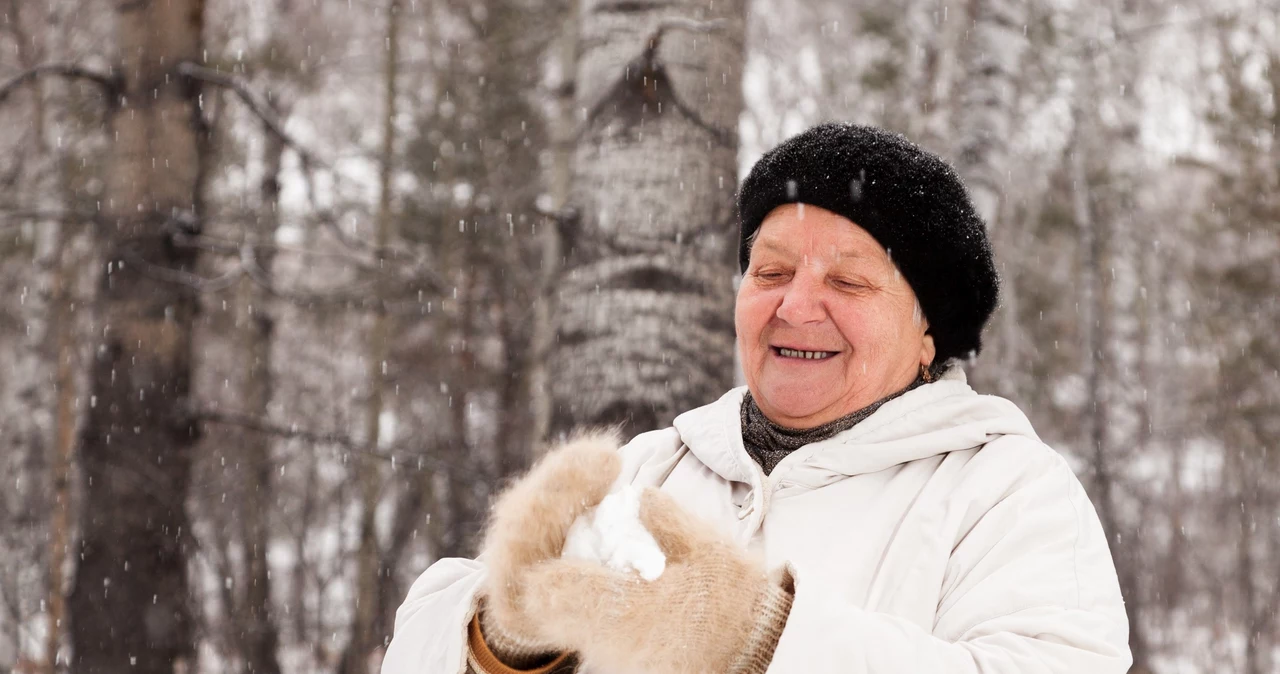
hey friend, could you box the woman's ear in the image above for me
[919,332,936,370]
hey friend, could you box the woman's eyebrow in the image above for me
[753,239,794,256]
[831,247,866,261]
[755,239,873,264]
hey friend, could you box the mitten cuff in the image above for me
[470,598,573,673]
[727,565,797,674]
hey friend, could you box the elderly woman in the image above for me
[381,124,1131,674]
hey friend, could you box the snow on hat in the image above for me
[736,122,999,367]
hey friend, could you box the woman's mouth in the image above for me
[773,346,838,360]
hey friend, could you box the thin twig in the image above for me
[307,209,448,291]
[238,241,383,307]
[177,61,326,171]
[0,62,119,106]
[117,242,246,292]
[1112,8,1242,42]
[196,407,473,479]
[181,62,448,291]
[0,209,100,236]
[0,208,99,224]
[168,230,445,313]
[177,228,374,270]
[1066,7,1245,53]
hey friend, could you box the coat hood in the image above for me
[672,367,1040,493]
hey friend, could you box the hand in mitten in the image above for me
[478,431,623,665]
[519,488,794,674]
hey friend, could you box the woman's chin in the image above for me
[754,385,836,427]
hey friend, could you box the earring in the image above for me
[920,363,934,383]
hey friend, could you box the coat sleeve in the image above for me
[767,444,1132,674]
[381,556,487,674]
[381,428,687,674]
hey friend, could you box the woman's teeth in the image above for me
[778,348,834,360]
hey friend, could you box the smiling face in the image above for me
[735,204,936,429]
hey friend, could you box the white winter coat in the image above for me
[382,368,1132,673]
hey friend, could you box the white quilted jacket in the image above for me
[382,368,1131,673]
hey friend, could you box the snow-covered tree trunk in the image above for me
[0,8,65,669]
[551,1,746,438]
[1207,18,1280,674]
[954,0,1025,227]
[233,100,287,674]
[340,2,398,671]
[0,7,82,670]
[528,4,579,457]
[1071,77,1155,672]
[68,0,206,671]
[1069,105,1106,511]
[43,201,82,674]
[951,0,1027,395]
[915,0,967,148]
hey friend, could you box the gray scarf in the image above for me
[740,376,925,476]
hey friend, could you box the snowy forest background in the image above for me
[0,0,1277,672]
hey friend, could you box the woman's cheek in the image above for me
[744,291,776,324]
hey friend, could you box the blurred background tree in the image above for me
[0,0,1276,672]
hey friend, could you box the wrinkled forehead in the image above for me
[751,204,894,267]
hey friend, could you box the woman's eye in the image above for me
[754,269,789,281]
[833,278,866,290]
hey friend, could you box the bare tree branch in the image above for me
[1063,7,1247,53]
[163,229,446,313]
[196,407,474,479]
[177,61,326,172]
[237,241,384,308]
[172,68,448,277]
[0,62,120,107]
[0,209,100,231]
[1114,8,1243,42]
[178,64,450,305]
[175,228,374,270]
[117,240,246,292]
[304,208,449,292]
[179,63,454,278]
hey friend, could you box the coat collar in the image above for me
[672,366,1040,492]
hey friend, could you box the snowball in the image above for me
[562,486,666,581]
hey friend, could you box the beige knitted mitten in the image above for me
[516,488,793,674]
[479,431,624,658]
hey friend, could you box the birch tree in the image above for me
[228,30,294,674]
[339,2,400,672]
[0,3,86,670]
[1198,11,1280,671]
[39,131,87,674]
[953,0,1026,227]
[552,1,747,437]
[528,3,580,455]
[64,0,207,671]
[1066,27,1160,671]
[391,0,573,562]
[952,0,1028,396]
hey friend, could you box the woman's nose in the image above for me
[775,278,826,325]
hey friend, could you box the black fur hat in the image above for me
[737,122,999,366]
